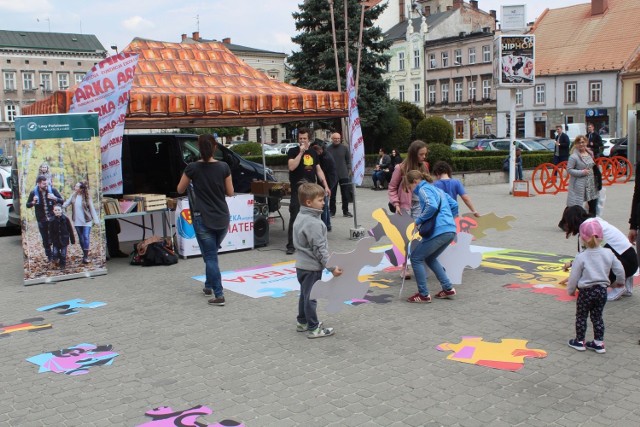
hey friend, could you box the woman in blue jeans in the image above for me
[63,181,99,264]
[404,170,459,303]
[177,134,234,306]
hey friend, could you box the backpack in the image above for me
[130,238,178,266]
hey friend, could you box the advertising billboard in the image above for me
[494,35,535,88]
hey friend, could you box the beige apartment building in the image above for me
[0,30,107,156]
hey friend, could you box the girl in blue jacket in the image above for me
[403,170,458,303]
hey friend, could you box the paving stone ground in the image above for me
[1,180,639,426]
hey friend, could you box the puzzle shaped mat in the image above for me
[137,405,244,426]
[436,336,547,371]
[37,298,106,315]
[476,247,574,284]
[504,283,576,301]
[26,343,118,375]
[0,317,52,338]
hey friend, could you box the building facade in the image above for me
[0,30,107,156]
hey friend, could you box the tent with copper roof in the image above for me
[22,38,348,127]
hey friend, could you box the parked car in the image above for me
[280,142,299,155]
[473,134,497,139]
[486,139,550,152]
[527,137,556,151]
[264,143,285,156]
[450,143,470,151]
[609,137,628,158]
[0,165,13,227]
[461,139,494,151]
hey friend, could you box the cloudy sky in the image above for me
[0,0,587,55]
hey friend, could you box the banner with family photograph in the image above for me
[15,113,106,285]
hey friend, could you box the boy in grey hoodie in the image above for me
[293,183,343,338]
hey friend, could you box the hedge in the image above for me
[245,151,554,172]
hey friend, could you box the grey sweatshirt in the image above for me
[566,247,624,294]
[293,206,334,272]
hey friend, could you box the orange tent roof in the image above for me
[531,0,640,76]
[23,38,348,128]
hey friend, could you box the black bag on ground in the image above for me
[142,242,178,266]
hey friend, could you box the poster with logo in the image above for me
[346,63,365,185]
[175,194,254,257]
[69,52,138,195]
[495,35,535,87]
[15,113,106,285]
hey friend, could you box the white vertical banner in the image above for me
[69,52,139,194]
[347,63,365,185]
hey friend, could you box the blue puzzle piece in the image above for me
[256,287,292,298]
[37,299,106,315]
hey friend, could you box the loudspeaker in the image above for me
[253,202,269,248]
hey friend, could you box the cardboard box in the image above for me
[251,181,290,196]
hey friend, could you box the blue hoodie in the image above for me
[413,180,458,237]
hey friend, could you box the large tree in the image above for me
[288,0,391,149]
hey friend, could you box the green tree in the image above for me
[289,0,392,150]
[387,116,412,151]
[392,100,425,139]
[416,116,454,146]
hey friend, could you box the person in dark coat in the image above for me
[586,123,603,158]
[26,175,64,261]
[48,204,76,269]
[553,125,571,165]
[312,141,338,232]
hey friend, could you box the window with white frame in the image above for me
[441,83,449,103]
[3,71,16,90]
[565,81,577,103]
[429,53,437,69]
[482,45,491,63]
[40,73,52,91]
[454,82,463,102]
[441,51,449,68]
[428,84,436,104]
[454,49,462,65]
[22,72,35,90]
[58,73,69,90]
[398,84,405,102]
[482,79,491,99]
[398,52,405,71]
[589,80,602,102]
[468,80,476,101]
[468,47,476,64]
[515,89,523,106]
[535,84,545,104]
[414,83,420,103]
[75,73,85,84]
[413,49,420,69]
[5,104,18,121]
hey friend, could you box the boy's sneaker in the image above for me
[407,293,431,303]
[434,288,456,299]
[608,287,625,301]
[208,297,225,306]
[202,288,213,297]
[307,325,334,339]
[568,338,586,351]
[585,341,606,354]
[296,322,309,332]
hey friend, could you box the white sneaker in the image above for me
[307,325,335,339]
[607,286,625,301]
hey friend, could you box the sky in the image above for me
[0,0,588,56]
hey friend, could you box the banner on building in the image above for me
[494,35,535,87]
[69,52,138,195]
[175,194,254,257]
[346,63,365,186]
[14,113,106,285]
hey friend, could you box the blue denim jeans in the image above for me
[52,245,68,266]
[410,232,456,296]
[193,215,227,298]
[297,269,322,330]
[75,226,91,250]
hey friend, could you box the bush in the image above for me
[230,142,260,156]
[387,116,412,151]
[416,116,454,145]
[426,143,453,168]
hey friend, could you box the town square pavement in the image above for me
[1,179,639,426]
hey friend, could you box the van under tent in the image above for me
[22,37,348,130]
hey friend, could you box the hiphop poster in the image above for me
[14,113,107,285]
[496,35,535,87]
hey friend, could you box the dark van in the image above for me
[8,133,274,226]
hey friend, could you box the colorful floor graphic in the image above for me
[26,343,118,375]
[137,405,244,426]
[37,299,106,315]
[504,283,577,302]
[0,317,52,338]
[436,336,548,371]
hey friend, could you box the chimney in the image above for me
[192,31,199,41]
[424,6,431,16]
[181,33,187,42]
[591,0,608,15]
[490,10,497,20]
[453,0,462,10]
[470,0,478,10]
[222,37,231,44]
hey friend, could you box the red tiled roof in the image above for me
[532,0,640,76]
